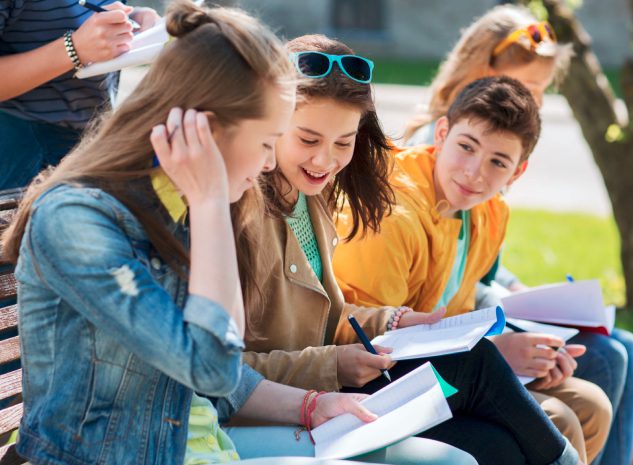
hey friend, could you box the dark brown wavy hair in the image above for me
[260,34,395,240]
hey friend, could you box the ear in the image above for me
[433,116,450,148]
[202,111,219,136]
[507,160,528,187]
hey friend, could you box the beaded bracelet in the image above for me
[387,306,413,331]
[63,31,84,71]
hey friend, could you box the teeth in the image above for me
[304,168,328,178]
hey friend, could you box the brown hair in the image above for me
[447,76,541,161]
[404,4,571,142]
[259,34,395,240]
[2,0,294,315]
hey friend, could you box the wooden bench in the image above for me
[0,188,26,465]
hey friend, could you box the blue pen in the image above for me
[566,274,575,283]
[78,0,141,30]
[347,315,392,383]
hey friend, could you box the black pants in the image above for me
[342,338,566,465]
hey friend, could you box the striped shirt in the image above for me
[0,0,122,129]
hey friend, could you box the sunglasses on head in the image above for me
[290,51,374,84]
[492,21,557,57]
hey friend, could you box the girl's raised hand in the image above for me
[151,107,229,205]
[310,392,377,428]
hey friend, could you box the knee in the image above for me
[538,397,585,456]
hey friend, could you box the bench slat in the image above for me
[0,403,22,436]
[0,337,19,365]
[0,305,17,334]
[0,370,21,402]
[0,443,25,465]
[0,273,16,302]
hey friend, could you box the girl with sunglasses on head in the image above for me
[403,5,632,465]
[229,33,585,465]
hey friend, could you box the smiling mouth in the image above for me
[454,180,482,196]
[302,167,330,184]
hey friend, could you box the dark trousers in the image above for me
[0,111,81,190]
[342,338,567,465]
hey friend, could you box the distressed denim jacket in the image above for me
[15,184,263,465]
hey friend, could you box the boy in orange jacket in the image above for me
[333,76,611,464]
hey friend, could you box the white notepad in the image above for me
[76,19,169,78]
[312,362,452,459]
[500,280,615,335]
[370,306,505,361]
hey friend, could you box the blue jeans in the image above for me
[570,329,633,465]
[0,111,81,189]
[224,426,478,465]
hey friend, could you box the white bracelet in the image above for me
[387,306,412,331]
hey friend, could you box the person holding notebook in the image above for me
[0,0,159,189]
[220,33,582,465]
[399,6,628,465]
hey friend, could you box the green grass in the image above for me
[502,208,633,330]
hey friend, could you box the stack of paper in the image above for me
[500,280,615,335]
[312,362,452,459]
[370,306,505,361]
[76,19,169,79]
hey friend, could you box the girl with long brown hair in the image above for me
[0,2,399,464]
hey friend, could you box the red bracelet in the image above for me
[300,389,317,427]
[306,391,327,444]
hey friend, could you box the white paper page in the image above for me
[312,363,452,459]
[373,324,491,360]
[501,318,580,385]
[501,280,612,331]
[371,307,501,360]
[76,20,168,78]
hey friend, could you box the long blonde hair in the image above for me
[3,0,294,291]
[404,4,571,142]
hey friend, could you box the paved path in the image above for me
[120,70,613,217]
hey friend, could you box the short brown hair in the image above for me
[446,76,541,160]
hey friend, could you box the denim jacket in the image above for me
[15,184,263,465]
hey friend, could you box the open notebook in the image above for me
[312,362,452,459]
[370,306,505,360]
[76,19,169,79]
[499,280,615,335]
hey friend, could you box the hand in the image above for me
[528,344,586,390]
[508,282,529,293]
[72,2,134,64]
[335,344,395,388]
[398,306,446,328]
[491,332,564,378]
[151,108,230,205]
[129,7,161,32]
[310,392,377,428]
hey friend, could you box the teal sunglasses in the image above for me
[290,51,374,84]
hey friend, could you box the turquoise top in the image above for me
[286,193,323,281]
[434,210,471,310]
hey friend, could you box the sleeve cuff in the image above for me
[183,294,244,351]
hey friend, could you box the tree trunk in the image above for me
[539,0,633,307]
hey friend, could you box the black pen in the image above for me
[348,315,392,382]
[78,0,141,29]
